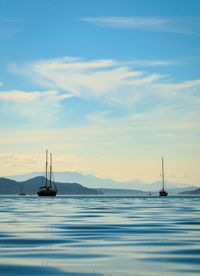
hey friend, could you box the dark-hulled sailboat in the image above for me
[159,157,168,196]
[37,150,57,197]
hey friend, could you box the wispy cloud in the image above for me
[0,89,72,124]
[9,56,200,105]
[0,89,71,103]
[6,56,200,148]
[9,57,170,105]
[81,16,200,35]
[126,59,178,67]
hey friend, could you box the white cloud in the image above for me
[10,57,143,98]
[0,89,71,103]
[9,57,169,107]
[9,56,200,110]
[0,89,72,124]
[126,59,178,67]
[0,90,43,102]
[82,16,168,28]
[156,79,200,91]
[5,56,200,141]
[81,16,200,35]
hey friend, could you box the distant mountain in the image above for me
[179,187,200,196]
[0,177,103,195]
[6,171,198,193]
[0,178,22,194]
[1,175,198,196]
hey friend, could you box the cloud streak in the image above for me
[0,90,71,103]
[81,16,200,35]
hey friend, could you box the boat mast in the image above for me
[20,184,23,194]
[162,157,165,191]
[45,150,48,188]
[50,153,52,188]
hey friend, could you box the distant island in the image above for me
[0,176,103,195]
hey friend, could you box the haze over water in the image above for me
[0,196,200,275]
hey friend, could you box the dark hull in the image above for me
[159,190,168,196]
[37,188,57,197]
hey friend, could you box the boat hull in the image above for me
[159,190,168,196]
[37,188,57,197]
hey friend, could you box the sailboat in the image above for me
[159,157,168,197]
[19,183,26,196]
[37,150,57,197]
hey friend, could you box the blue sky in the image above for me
[0,0,200,185]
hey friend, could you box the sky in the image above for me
[0,0,200,185]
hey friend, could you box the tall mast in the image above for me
[50,153,52,188]
[45,150,48,187]
[162,157,165,191]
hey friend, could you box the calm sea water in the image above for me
[0,196,200,276]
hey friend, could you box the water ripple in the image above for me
[0,196,200,275]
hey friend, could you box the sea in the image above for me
[0,195,200,276]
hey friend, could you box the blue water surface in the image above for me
[0,196,200,275]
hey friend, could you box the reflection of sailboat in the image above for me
[37,150,57,197]
[19,184,26,196]
[159,157,168,196]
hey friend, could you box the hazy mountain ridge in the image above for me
[6,171,198,192]
[179,187,200,195]
[0,174,198,195]
[98,188,146,196]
